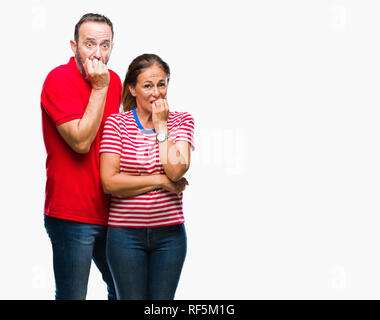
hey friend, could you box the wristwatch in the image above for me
[156,132,171,143]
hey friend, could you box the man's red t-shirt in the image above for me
[41,57,121,225]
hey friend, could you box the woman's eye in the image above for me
[159,83,166,87]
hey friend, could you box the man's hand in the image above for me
[83,58,110,90]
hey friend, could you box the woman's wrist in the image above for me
[155,121,168,133]
[155,174,167,189]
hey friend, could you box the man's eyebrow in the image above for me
[83,37,111,42]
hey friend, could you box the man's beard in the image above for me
[75,49,109,80]
[75,50,87,79]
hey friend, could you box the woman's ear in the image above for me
[128,84,136,97]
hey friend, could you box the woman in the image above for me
[99,54,194,300]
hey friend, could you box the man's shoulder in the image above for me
[44,60,77,85]
[108,68,121,84]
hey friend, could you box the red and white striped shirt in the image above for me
[100,108,195,228]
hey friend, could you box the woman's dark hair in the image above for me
[121,54,170,112]
[74,13,114,43]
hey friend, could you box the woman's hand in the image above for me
[160,175,188,194]
[152,98,169,131]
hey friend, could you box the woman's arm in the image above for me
[100,152,188,197]
[157,131,191,182]
[153,100,192,182]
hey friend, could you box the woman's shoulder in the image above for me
[169,111,194,123]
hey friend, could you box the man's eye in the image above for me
[86,42,93,47]
[102,43,109,49]
[144,84,151,88]
[159,83,166,87]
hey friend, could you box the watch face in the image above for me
[157,132,166,142]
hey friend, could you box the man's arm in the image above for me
[57,58,110,154]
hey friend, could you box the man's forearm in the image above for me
[77,87,109,149]
[57,87,108,153]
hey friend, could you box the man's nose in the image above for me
[92,45,101,60]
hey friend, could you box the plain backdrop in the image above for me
[1,0,380,299]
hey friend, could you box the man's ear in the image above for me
[70,40,77,55]
[108,42,114,56]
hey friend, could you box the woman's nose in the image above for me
[152,86,159,97]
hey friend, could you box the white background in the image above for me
[0,0,380,299]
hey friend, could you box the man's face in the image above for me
[70,21,113,78]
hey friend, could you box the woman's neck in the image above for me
[135,106,154,129]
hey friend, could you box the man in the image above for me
[40,13,121,300]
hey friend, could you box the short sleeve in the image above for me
[173,112,195,151]
[41,70,84,126]
[100,115,122,155]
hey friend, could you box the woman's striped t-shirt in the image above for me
[99,108,195,228]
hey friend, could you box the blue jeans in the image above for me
[106,223,187,300]
[44,215,116,300]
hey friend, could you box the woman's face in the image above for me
[130,64,168,113]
